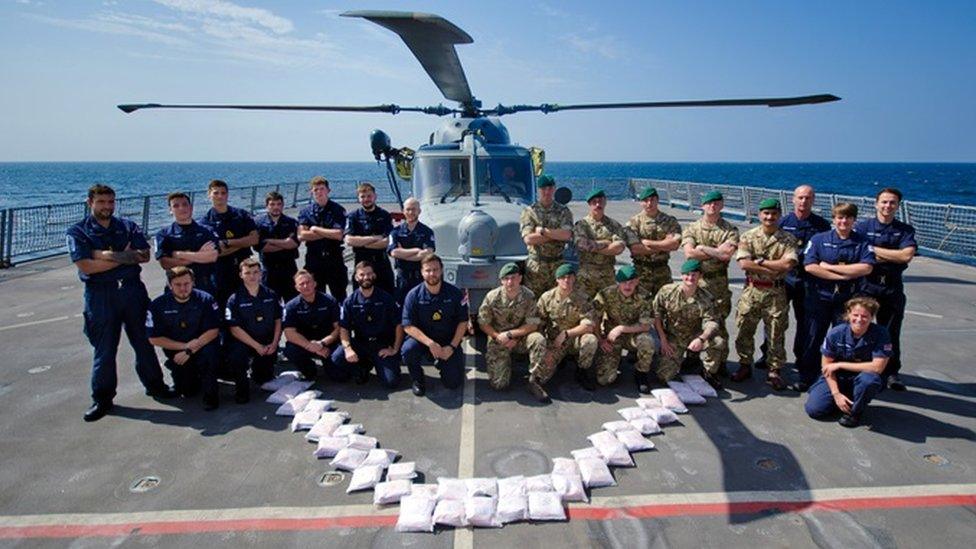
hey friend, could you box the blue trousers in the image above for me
[306,259,348,302]
[262,262,298,303]
[83,280,166,404]
[226,339,277,387]
[805,372,884,418]
[401,336,464,389]
[163,342,219,400]
[797,294,847,385]
[873,291,906,377]
[330,340,401,389]
[394,268,423,305]
[283,342,351,382]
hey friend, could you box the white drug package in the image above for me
[361,448,398,469]
[551,457,587,503]
[346,464,383,493]
[411,484,438,498]
[395,494,436,533]
[436,478,467,501]
[602,420,639,434]
[465,477,498,498]
[587,431,634,467]
[332,423,364,437]
[260,371,301,392]
[433,499,468,528]
[464,496,501,528]
[330,447,368,471]
[667,380,706,405]
[346,434,378,451]
[682,374,719,398]
[274,390,321,416]
[576,457,616,488]
[496,476,528,523]
[265,381,314,404]
[387,461,417,481]
[615,429,655,452]
[571,447,606,463]
[629,416,662,435]
[644,406,679,425]
[525,474,555,493]
[305,416,344,443]
[374,479,413,505]
[528,491,566,521]
[617,406,649,421]
[312,436,348,459]
[290,409,321,432]
[302,399,334,414]
[635,396,663,410]
[651,388,689,413]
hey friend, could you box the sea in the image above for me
[1,162,974,209]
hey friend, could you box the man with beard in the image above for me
[332,261,404,389]
[388,197,436,305]
[155,192,220,298]
[255,191,300,303]
[67,184,175,422]
[401,254,469,396]
[345,182,395,294]
[225,258,283,403]
[198,179,258,307]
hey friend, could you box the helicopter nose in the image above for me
[457,209,498,260]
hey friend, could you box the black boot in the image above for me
[634,371,651,394]
[580,367,597,391]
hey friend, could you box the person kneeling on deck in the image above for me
[805,297,889,428]
[401,254,469,396]
[477,263,548,401]
[333,261,404,389]
[225,258,282,403]
[594,265,655,393]
[652,259,727,391]
[536,263,599,391]
[282,270,348,382]
[147,266,222,410]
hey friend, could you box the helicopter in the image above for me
[118,10,839,310]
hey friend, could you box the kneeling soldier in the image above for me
[537,263,599,391]
[477,263,548,401]
[147,266,222,410]
[594,265,655,393]
[652,259,727,390]
[225,258,283,403]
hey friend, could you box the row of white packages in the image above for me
[397,491,567,532]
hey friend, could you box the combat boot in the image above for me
[526,375,550,402]
[634,371,651,394]
[580,367,597,391]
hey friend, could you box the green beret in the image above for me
[585,189,607,202]
[680,259,702,274]
[758,198,781,211]
[554,263,576,278]
[536,174,556,188]
[701,190,723,204]
[499,262,520,278]
[637,187,658,200]
[615,265,637,283]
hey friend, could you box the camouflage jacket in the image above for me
[537,287,596,337]
[681,217,740,277]
[594,285,653,335]
[519,201,573,260]
[573,214,635,267]
[627,210,682,266]
[652,282,720,337]
[478,285,541,331]
[735,226,799,283]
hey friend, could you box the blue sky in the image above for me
[1,0,974,162]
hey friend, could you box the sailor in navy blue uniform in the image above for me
[254,191,299,303]
[282,270,350,381]
[388,197,436,305]
[297,176,348,301]
[155,192,220,298]
[147,266,222,410]
[197,180,258,306]
[344,182,395,294]
[758,185,831,367]
[797,202,875,391]
[333,261,404,388]
[67,184,174,422]
[225,258,282,402]
[401,254,469,396]
[805,297,890,427]
[854,188,917,391]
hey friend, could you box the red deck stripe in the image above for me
[1,494,973,539]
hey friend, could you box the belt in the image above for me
[746,277,784,289]
[529,255,564,262]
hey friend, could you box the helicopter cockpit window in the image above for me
[482,159,533,203]
[415,157,471,203]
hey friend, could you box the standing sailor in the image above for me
[198,179,258,307]
[297,176,348,301]
[155,192,220,298]
[387,197,436,305]
[627,187,682,301]
[519,174,573,297]
[254,191,300,303]
[573,189,633,298]
[344,182,395,294]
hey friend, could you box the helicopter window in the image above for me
[482,159,532,202]
[415,157,470,202]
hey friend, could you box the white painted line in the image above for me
[0,315,70,333]
[905,310,943,319]
[16,312,35,318]
[454,339,478,549]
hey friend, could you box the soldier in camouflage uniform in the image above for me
[520,174,574,297]
[477,263,549,401]
[628,187,681,301]
[573,189,635,298]
[732,199,798,390]
[593,265,655,393]
[652,259,727,389]
[536,263,600,391]
[681,190,739,372]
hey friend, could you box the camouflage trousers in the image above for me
[524,257,560,298]
[577,264,615,299]
[655,331,727,380]
[735,285,789,371]
[700,272,732,367]
[485,332,548,390]
[542,333,598,380]
[594,332,655,386]
[636,263,673,302]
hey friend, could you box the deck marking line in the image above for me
[0,315,70,333]
[453,340,478,549]
[905,310,944,319]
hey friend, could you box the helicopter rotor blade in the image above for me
[486,94,841,116]
[342,11,476,107]
[117,103,459,116]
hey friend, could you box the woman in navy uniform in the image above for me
[805,297,890,427]
[67,184,175,422]
[255,191,300,303]
[297,176,348,301]
[388,197,435,305]
[401,254,469,396]
[198,180,258,307]
[344,182,396,295]
[333,261,404,388]
[147,266,222,410]
[225,258,282,403]
[155,192,220,298]
[796,202,875,391]
[282,270,350,381]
